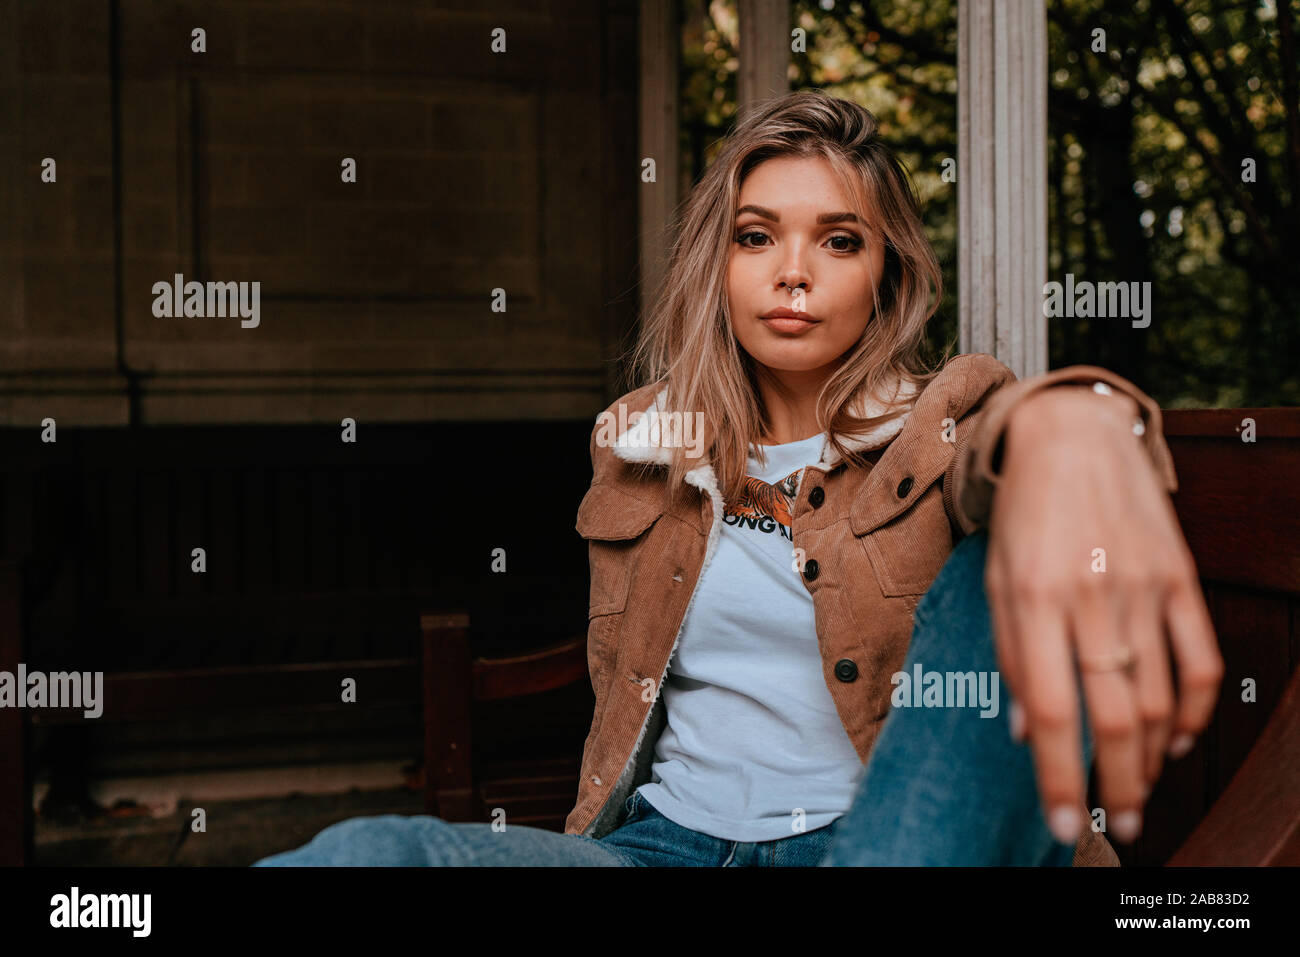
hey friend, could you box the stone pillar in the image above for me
[957,0,1048,377]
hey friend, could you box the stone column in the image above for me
[957,0,1048,377]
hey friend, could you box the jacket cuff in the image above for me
[953,364,1179,533]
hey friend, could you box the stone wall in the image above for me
[0,0,639,425]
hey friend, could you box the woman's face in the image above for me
[726,155,885,378]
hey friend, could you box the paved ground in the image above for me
[35,786,426,866]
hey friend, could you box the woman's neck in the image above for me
[754,367,831,445]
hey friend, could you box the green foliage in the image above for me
[677,0,1299,407]
[1047,0,1299,406]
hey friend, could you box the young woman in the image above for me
[256,90,1222,867]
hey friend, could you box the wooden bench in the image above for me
[1169,663,1300,864]
[420,612,586,828]
[1123,408,1300,864]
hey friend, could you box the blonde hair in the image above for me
[626,89,952,508]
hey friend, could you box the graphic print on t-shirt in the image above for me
[725,468,803,541]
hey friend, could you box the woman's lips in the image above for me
[761,316,819,334]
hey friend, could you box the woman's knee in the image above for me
[911,530,994,660]
[259,814,459,866]
[917,529,988,613]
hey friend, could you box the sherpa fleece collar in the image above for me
[608,377,919,570]
[609,376,919,472]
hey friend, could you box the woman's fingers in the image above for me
[1163,562,1225,755]
[1010,592,1086,844]
[984,556,1026,739]
[1073,584,1145,842]
[1128,584,1176,791]
[994,549,1212,848]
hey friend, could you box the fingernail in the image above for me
[1048,806,1080,844]
[1168,733,1194,759]
[1009,701,1026,742]
[1111,810,1143,842]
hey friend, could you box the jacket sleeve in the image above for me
[944,362,1179,537]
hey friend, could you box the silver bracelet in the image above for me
[1091,381,1146,436]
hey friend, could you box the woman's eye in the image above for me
[735,231,862,251]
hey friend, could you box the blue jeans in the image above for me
[254,530,1093,866]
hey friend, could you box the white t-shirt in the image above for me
[635,431,865,842]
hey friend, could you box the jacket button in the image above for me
[591,775,602,786]
[896,476,913,498]
[808,486,825,507]
[834,659,858,682]
[802,558,819,581]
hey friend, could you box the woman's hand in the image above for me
[985,387,1223,846]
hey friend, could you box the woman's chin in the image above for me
[748,350,843,374]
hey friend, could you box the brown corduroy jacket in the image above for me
[564,352,1179,866]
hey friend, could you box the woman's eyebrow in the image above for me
[734,205,860,225]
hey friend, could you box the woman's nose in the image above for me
[774,237,813,294]
[775,264,811,294]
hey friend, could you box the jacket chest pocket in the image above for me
[575,483,666,619]
[575,483,666,712]
[859,481,954,597]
